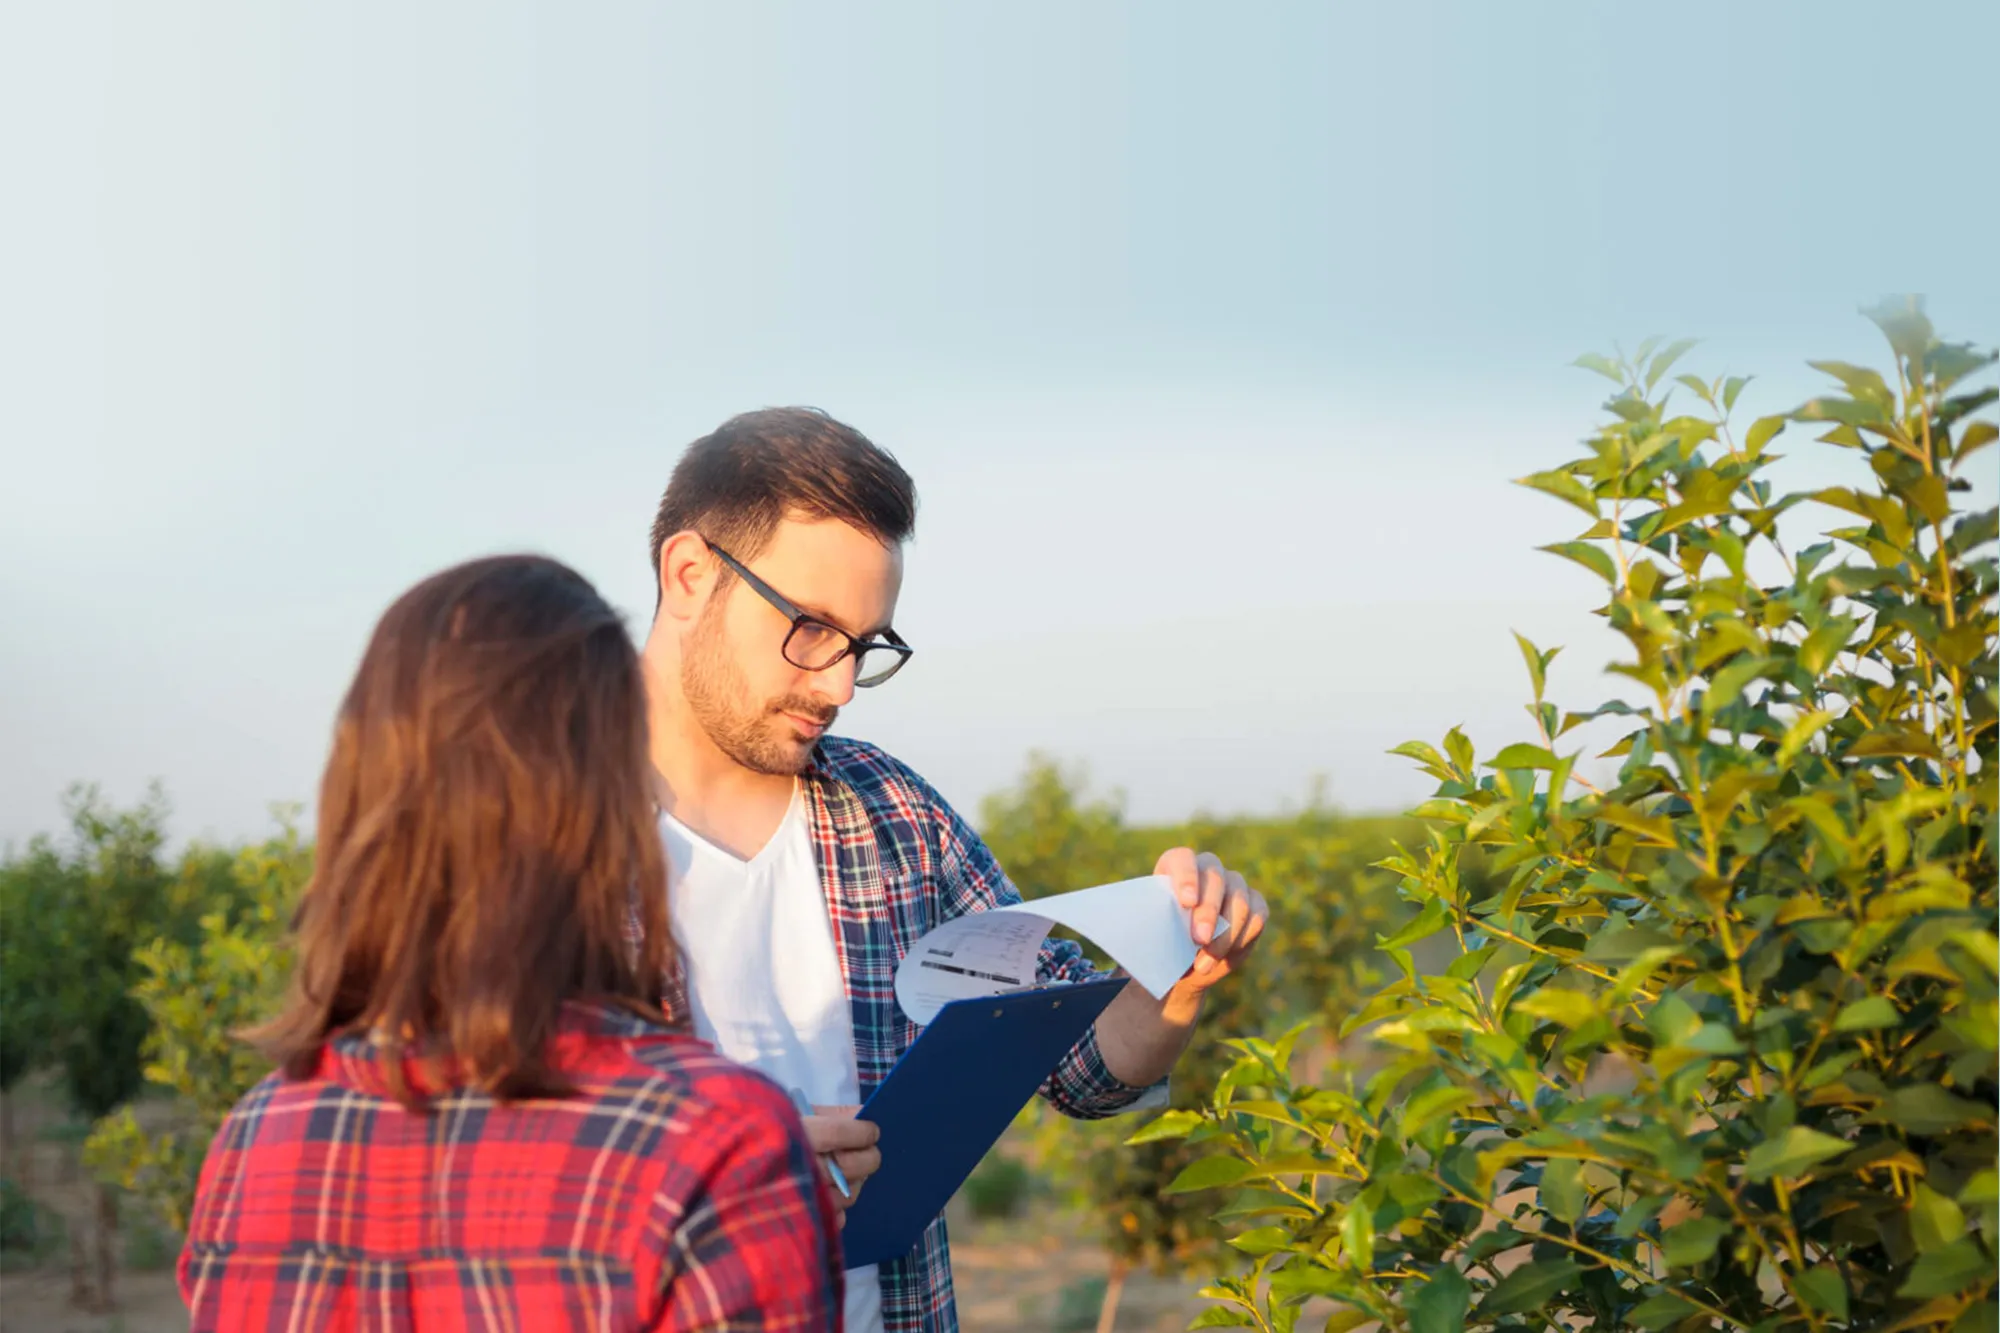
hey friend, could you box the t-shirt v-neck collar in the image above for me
[660,779,804,870]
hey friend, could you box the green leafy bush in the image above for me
[0,1175,58,1259]
[961,1150,1036,1220]
[984,759,1420,1326]
[1146,303,1997,1332]
[84,817,309,1236]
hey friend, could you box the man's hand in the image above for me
[803,1105,881,1220]
[1156,847,1268,991]
[1089,848,1272,1088]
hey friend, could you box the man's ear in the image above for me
[656,530,716,625]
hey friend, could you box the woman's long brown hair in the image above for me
[249,554,678,1106]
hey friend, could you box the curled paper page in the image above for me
[893,874,1225,1024]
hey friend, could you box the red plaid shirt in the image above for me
[180,1004,841,1332]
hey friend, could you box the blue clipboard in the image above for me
[838,976,1130,1270]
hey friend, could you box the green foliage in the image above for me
[25,785,189,1121]
[961,1149,1035,1220]
[0,1175,59,1259]
[1149,304,1998,1332]
[983,759,1417,1276]
[0,849,64,1099]
[84,817,308,1235]
[1052,1275,1112,1333]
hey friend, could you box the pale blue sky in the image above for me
[2,1,1994,848]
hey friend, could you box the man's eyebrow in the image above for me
[795,597,893,641]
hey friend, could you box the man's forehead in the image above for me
[761,517,903,575]
[756,518,903,629]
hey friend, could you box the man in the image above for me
[640,407,1268,1333]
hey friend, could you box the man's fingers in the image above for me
[1156,846,1200,908]
[1228,887,1269,957]
[1191,852,1228,951]
[1205,871,1251,960]
[833,1145,882,1183]
[805,1108,878,1155]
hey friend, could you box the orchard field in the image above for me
[2,304,1993,1332]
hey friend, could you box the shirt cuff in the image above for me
[1041,1015,1172,1121]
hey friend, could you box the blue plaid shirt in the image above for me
[664,736,1159,1333]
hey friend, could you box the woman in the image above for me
[180,554,842,1331]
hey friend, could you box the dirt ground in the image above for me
[0,1080,1213,1333]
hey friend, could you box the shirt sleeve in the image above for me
[649,1076,844,1332]
[931,791,1170,1121]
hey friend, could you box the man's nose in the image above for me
[814,655,859,708]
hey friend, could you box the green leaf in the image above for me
[1573,351,1624,383]
[1478,1259,1582,1316]
[1832,996,1902,1032]
[1744,1127,1850,1182]
[1163,1156,1260,1194]
[1539,540,1619,585]
[1488,743,1559,771]
[1701,654,1770,725]
[1661,1215,1732,1267]
[1388,740,1453,780]
[1675,373,1716,406]
[1897,1235,1990,1299]
[1126,1110,1205,1145]
[1863,295,1934,368]
[1512,631,1554,702]
[1628,1292,1700,1330]
[1722,375,1751,412]
[1877,1084,1993,1137]
[1377,898,1450,953]
[1795,1266,1848,1319]
[1646,338,1700,393]
[1513,987,1602,1029]
[1445,943,1499,981]
[1798,618,1856,677]
[1745,414,1786,455]
[1401,1085,1477,1140]
[1954,1302,1999,1333]
[1517,468,1601,519]
[1226,1226,1295,1256]
[1443,726,1474,776]
[1188,1309,1254,1329]
[1541,1155,1585,1225]
[1338,1199,1374,1274]
[1958,419,1998,461]
[1776,709,1834,766]
[1408,1265,1471,1333]
[1320,1313,1372,1333]
[1807,358,1896,408]
[1911,1183,1968,1253]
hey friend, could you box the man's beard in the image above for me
[680,607,838,776]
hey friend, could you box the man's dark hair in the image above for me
[648,407,917,599]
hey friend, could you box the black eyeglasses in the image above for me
[705,540,913,688]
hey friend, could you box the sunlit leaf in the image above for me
[1126,1110,1205,1145]
[1832,996,1901,1032]
[1745,1127,1850,1182]
[1910,1183,1967,1253]
[1164,1156,1259,1194]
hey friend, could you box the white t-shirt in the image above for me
[661,783,884,1333]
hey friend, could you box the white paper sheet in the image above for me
[893,873,1225,1024]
